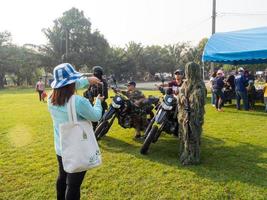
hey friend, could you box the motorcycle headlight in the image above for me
[161,102,173,110]
[116,96,122,102]
[167,97,173,103]
[112,101,121,108]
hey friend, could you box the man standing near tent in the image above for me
[235,67,249,111]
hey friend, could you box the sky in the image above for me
[0,0,267,47]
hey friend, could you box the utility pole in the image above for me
[212,0,216,34]
[211,0,216,72]
[65,29,69,62]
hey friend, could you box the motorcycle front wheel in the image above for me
[140,125,158,155]
[95,120,111,140]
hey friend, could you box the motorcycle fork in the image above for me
[144,116,155,137]
[153,121,166,143]
[144,107,161,137]
[109,114,116,126]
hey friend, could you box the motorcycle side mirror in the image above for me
[159,86,165,95]
[112,76,117,84]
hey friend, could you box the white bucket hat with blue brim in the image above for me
[51,63,82,89]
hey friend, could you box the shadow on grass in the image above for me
[100,134,267,188]
[222,104,267,117]
[0,88,36,94]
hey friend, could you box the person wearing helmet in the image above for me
[83,66,108,129]
[155,69,184,95]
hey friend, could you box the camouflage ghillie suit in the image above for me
[177,62,206,165]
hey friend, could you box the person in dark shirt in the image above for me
[210,71,217,106]
[247,80,256,110]
[156,69,184,95]
[213,70,225,111]
[84,66,108,110]
[225,74,235,90]
[235,67,249,110]
[83,66,108,129]
[224,73,235,104]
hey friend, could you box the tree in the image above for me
[142,45,165,75]
[0,31,12,88]
[164,43,190,74]
[42,7,109,70]
[193,38,224,73]
[106,47,134,81]
[125,42,144,76]
[195,38,208,65]
[2,45,41,86]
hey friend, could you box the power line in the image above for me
[218,12,267,17]
[176,16,212,35]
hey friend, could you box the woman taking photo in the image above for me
[48,63,103,200]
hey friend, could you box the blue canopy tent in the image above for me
[202,27,267,65]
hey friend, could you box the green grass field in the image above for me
[0,88,266,200]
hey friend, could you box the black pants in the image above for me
[214,89,224,109]
[56,156,86,200]
[38,90,43,101]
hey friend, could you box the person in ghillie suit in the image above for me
[177,62,206,165]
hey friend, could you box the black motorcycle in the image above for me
[140,91,178,154]
[95,91,159,140]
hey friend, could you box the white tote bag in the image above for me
[59,95,102,173]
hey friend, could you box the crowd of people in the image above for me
[43,62,208,199]
[37,62,267,200]
[210,67,267,112]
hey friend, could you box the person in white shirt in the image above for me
[35,77,45,101]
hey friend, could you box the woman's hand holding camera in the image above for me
[96,94,105,102]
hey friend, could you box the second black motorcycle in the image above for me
[140,91,179,155]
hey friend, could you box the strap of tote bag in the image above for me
[67,95,77,124]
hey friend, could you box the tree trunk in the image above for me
[44,72,47,87]
[0,72,5,89]
[16,76,23,86]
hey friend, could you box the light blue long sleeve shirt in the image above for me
[48,78,102,156]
